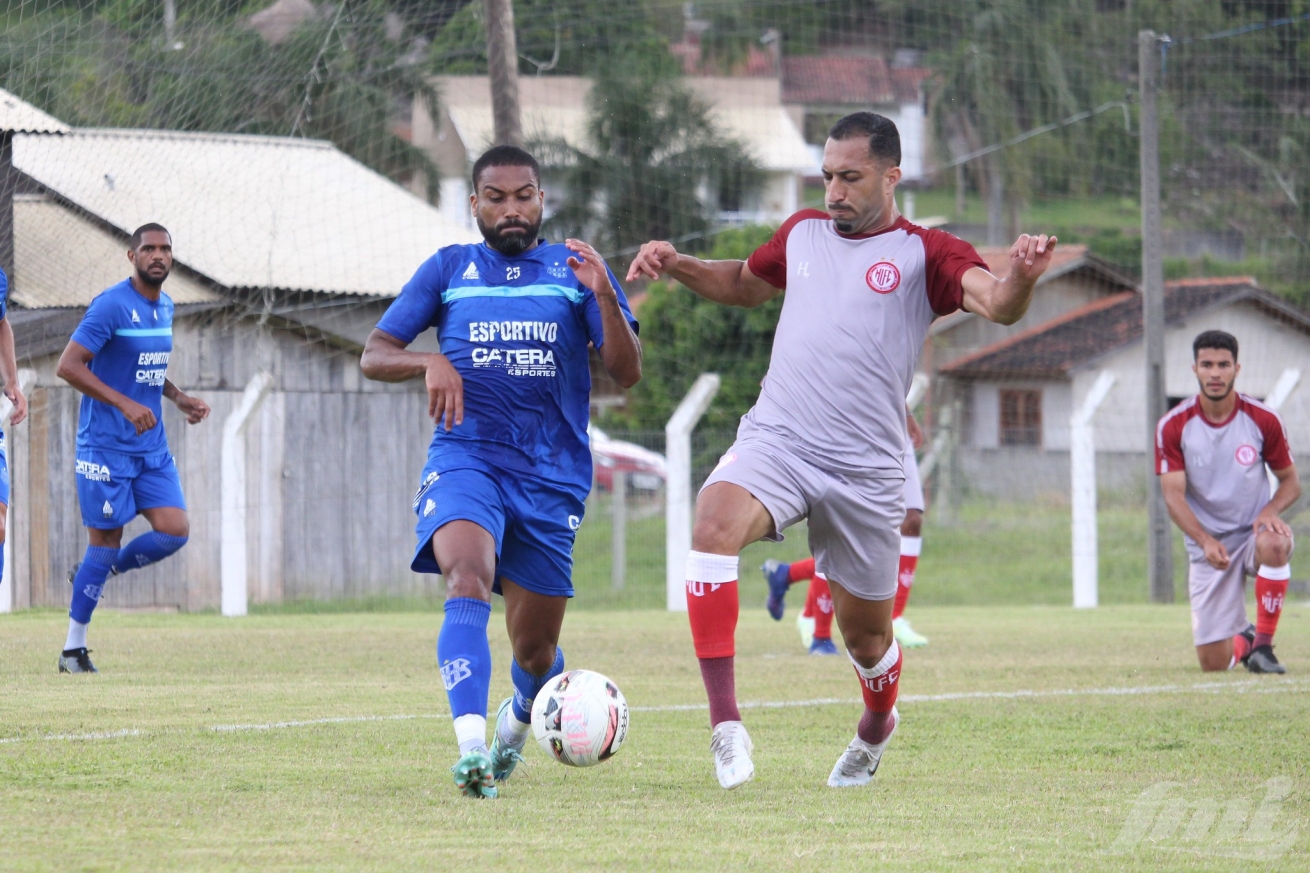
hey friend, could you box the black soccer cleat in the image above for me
[1239,623,1255,665]
[58,648,98,674]
[1245,645,1286,675]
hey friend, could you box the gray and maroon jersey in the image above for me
[743,210,985,477]
[1156,393,1294,538]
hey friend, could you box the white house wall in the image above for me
[967,380,1071,450]
[1084,300,1310,453]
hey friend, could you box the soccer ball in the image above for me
[530,669,629,767]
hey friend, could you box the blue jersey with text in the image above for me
[71,279,175,456]
[376,241,638,496]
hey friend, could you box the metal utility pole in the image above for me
[484,0,522,147]
[1139,30,1174,603]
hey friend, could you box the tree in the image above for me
[536,48,762,257]
[616,226,778,431]
[0,0,442,199]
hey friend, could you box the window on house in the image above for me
[999,389,1042,446]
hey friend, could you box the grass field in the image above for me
[3,604,1307,871]
[566,496,1310,611]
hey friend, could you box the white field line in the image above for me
[2,677,1306,745]
[210,714,436,732]
[630,676,1310,713]
[0,728,140,744]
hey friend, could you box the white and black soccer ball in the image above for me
[530,669,629,767]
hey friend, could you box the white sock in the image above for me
[499,711,531,745]
[900,536,923,557]
[453,713,487,755]
[64,619,89,651]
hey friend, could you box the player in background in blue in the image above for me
[54,224,211,673]
[361,146,642,798]
[0,263,30,603]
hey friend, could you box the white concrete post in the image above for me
[1263,368,1300,493]
[221,372,274,617]
[0,369,35,615]
[1070,371,1116,608]
[611,471,626,591]
[665,373,721,612]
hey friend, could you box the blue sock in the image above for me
[438,598,492,721]
[511,647,565,723]
[69,546,118,625]
[113,532,187,574]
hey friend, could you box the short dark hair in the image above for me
[471,145,539,189]
[828,112,901,167]
[130,223,171,249]
[1193,329,1238,361]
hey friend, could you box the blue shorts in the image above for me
[410,463,584,598]
[0,439,8,507]
[75,449,186,529]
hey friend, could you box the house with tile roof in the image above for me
[936,277,1310,497]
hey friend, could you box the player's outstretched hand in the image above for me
[1007,234,1058,285]
[119,398,157,435]
[426,353,464,432]
[565,239,615,298]
[5,384,27,426]
[175,392,210,425]
[625,241,679,282]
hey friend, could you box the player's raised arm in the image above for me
[960,234,1058,325]
[565,239,641,389]
[361,329,464,432]
[625,240,780,309]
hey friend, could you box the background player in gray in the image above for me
[628,112,1057,790]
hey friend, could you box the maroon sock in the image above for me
[857,708,895,745]
[698,656,741,726]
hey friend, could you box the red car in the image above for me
[590,425,667,494]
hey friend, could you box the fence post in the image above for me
[0,369,33,614]
[611,471,626,591]
[221,372,273,617]
[1070,371,1116,609]
[1263,368,1301,493]
[665,374,721,611]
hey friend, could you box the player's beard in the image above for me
[1199,378,1234,401]
[478,215,541,257]
[136,263,170,287]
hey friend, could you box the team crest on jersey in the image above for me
[547,262,569,279]
[866,261,901,294]
[1235,444,1259,466]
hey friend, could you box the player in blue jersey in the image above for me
[361,145,642,798]
[54,224,211,673]
[0,263,30,603]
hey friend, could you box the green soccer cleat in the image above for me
[488,697,528,782]
[451,749,497,799]
[892,616,928,648]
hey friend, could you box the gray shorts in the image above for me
[1185,530,1275,647]
[702,437,903,600]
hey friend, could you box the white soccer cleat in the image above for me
[710,720,755,790]
[796,612,815,649]
[827,707,899,788]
